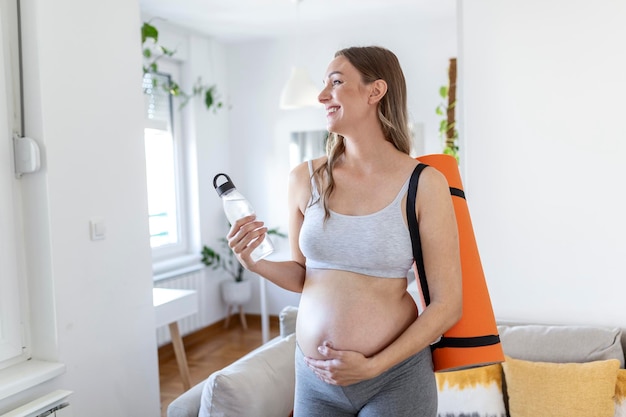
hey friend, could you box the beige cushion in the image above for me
[502,356,620,417]
[199,333,296,417]
[497,324,624,367]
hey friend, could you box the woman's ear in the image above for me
[368,79,388,104]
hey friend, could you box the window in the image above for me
[0,0,28,369]
[143,60,195,269]
[0,117,27,372]
[289,130,328,169]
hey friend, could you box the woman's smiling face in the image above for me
[318,56,373,136]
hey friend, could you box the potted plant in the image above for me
[201,227,286,306]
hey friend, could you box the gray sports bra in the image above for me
[299,160,414,278]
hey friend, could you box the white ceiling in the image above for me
[139,0,456,42]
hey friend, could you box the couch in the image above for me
[168,304,626,417]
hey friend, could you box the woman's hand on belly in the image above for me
[303,341,379,386]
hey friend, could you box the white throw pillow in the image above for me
[435,363,507,417]
[199,333,296,417]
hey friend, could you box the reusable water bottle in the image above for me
[213,173,274,262]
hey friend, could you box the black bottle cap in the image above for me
[213,173,236,197]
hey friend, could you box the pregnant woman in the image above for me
[227,46,462,417]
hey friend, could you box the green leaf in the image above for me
[435,105,445,116]
[149,62,158,73]
[443,146,460,163]
[439,85,448,99]
[143,48,152,58]
[141,22,158,44]
[439,119,448,134]
[170,87,181,97]
[201,245,221,267]
[160,46,176,57]
[166,81,181,96]
[178,96,191,110]
[204,90,214,109]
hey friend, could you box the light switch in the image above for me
[90,218,106,240]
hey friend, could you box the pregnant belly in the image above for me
[296,269,418,359]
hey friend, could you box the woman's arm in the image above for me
[305,165,462,385]
[227,161,312,293]
[371,165,463,365]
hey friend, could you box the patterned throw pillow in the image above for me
[616,369,626,417]
[435,363,507,417]
[502,356,620,417]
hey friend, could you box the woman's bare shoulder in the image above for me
[419,164,448,186]
[290,156,328,181]
[414,164,452,208]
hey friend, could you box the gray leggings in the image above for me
[294,345,437,417]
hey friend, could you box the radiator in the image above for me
[0,390,72,417]
[154,268,205,346]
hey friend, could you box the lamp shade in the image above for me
[279,67,320,109]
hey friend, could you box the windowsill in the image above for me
[0,360,66,401]
[153,254,203,282]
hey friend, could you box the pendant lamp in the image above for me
[279,0,320,109]
[280,67,320,109]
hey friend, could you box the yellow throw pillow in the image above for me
[502,356,620,417]
[615,369,626,417]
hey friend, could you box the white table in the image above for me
[153,288,198,390]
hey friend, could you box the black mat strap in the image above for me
[450,187,465,199]
[406,163,430,305]
[434,335,502,349]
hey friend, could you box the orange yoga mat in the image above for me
[415,154,504,372]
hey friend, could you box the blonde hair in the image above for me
[314,46,412,220]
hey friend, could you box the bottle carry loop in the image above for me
[213,173,230,188]
[213,173,236,197]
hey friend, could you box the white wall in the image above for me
[223,13,458,315]
[0,0,161,415]
[460,0,626,327]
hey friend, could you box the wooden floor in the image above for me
[158,314,280,417]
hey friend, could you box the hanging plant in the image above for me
[436,58,459,162]
[141,21,223,113]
